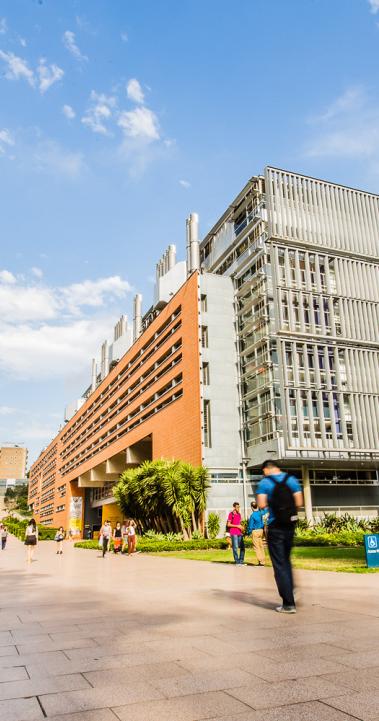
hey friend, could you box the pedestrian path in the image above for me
[1,536,379,720]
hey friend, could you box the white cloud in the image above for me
[37,58,64,94]
[31,267,43,279]
[118,106,159,141]
[368,0,379,13]
[0,17,7,34]
[82,90,116,135]
[33,140,85,178]
[62,30,88,61]
[127,78,144,104]
[305,87,379,164]
[63,104,76,120]
[0,273,132,380]
[0,405,16,415]
[0,269,16,284]
[121,31,128,42]
[19,37,27,47]
[0,50,34,86]
[0,51,63,93]
[0,128,14,155]
[179,179,191,188]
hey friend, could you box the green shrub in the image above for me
[191,530,204,540]
[3,516,58,541]
[295,528,364,547]
[207,512,220,539]
[75,537,254,552]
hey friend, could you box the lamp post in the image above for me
[241,456,249,520]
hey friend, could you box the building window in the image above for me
[201,326,208,348]
[202,363,210,385]
[200,294,208,312]
[203,400,212,448]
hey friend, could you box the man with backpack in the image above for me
[257,460,303,613]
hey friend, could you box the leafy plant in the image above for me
[113,459,210,537]
[206,512,220,539]
[191,530,204,540]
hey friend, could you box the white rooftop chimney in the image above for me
[133,294,143,341]
[186,213,200,274]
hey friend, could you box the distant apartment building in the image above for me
[0,444,27,480]
[29,168,379,533]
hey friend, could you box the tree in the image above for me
[113,459,209,536]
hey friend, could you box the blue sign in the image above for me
[364,534,379,568]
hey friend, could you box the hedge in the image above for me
[3,517,59,541]
[75,529,367,552]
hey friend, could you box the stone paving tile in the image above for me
[144,635,233,657]
[239,655,349,682]
[84,661,189,687]
[207,701,359,721]
[0,645,17,658]
[152,668,256,697]
[0,696,44,721]
[112,690,251,721]
[322,667,379,693]
[0,672,90,701]
[47,711,119,721]
[0,665,28,682]
[323,690,379,720]
[16,636,98,654]
[227,676,350,709]
[40,681,165,716]
[0,631,12,646]
[0,650,73,671]
[178,653,234,674]
[259,642,349,662]
[64,642,211,665]
[331,650,379,669]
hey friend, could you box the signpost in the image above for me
[364,534,379,568]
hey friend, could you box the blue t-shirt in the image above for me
[247,509,265,533]
[257,473,302,525]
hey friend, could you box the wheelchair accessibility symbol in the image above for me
[368,536,378,549]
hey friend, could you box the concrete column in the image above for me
[302,465,313,525]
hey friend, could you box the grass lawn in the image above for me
[154,546,379,573]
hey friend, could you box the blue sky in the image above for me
[0,0,378,467]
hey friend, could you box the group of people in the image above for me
[227,460,303,614]
[99,519,137,557]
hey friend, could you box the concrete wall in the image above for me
[199,273,241,471]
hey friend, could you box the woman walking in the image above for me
[1,524,8,550]
[113,522,122,554]
[127,519,137,556]
[55,527,65,554]
[25,518,38,563]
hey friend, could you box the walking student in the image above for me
[127,519,137,555]
[25,518,38,563]
[227,502,245,565]
[113,521,122,554]
[257,460,303,613]
[100,520,112,557]
[247,500,266,566]
[121,519,129,553]
[1,524,8,550]
[55,527,65,554]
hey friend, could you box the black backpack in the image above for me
[269,474,298,525]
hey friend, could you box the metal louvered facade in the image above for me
[200,167,379,517]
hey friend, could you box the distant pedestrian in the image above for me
[1,524,8,550]
[100,520,112,557]
[55,527,65,554]
[25,518,38,563]
[247,500,266,566]
[121,520,129,553]
[257,460,303,613]
[127,519,137,555]
[113,522,122,554]
[227,502,245,565]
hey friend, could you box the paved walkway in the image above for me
[1,538,379,721]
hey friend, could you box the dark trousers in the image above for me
[267,525,295,607]
[1,538,6,550]
[231,534,245,563]
[102,536,109,557]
